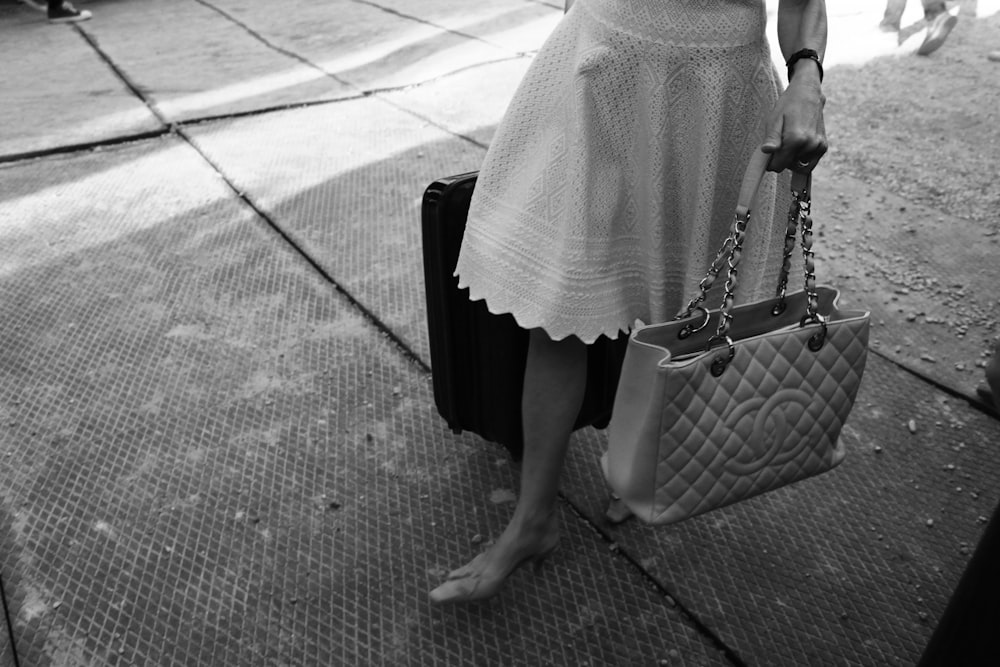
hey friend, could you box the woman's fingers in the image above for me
[762,122,828,173]
[762,86,827,172]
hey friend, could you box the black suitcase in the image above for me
[421,171,626,461]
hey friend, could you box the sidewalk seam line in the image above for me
[869,347,999,419]
[0,53,531,164]
[561,500,748,666]
[347,0,530,55]
[72,24,171,128]
[0,130,171,166]
[0,572,22,667]
[177,123,433,375]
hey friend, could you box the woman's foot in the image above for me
[429,521,559,605]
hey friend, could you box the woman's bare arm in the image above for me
[764,0,828,172]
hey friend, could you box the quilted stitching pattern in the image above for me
[606,290,870,525]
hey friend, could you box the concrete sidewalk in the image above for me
[1,1,998,665]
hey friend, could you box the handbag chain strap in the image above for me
[676,148,770,334]
[675,154,829,375]
[796,174,829,352]
[771,181,802,315]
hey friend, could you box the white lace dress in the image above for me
[455,0,791,343]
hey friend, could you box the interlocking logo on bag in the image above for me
[722,388,815,475]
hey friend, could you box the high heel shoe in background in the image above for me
[428,537,559,605]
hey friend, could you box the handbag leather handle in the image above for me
[675,147,774,327]
[735,147,771,221]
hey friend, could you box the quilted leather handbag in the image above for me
[602,149,870,526]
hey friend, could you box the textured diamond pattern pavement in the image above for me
[0,139,720,665]
[185,99,488,364]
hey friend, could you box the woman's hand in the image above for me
[770,0,829,173]
[762,62,827,173]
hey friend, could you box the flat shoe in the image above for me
[916,12,957,56]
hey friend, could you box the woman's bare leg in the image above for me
[511,328,587,528]
[429,328,586,603]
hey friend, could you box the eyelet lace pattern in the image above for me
[455,0,791,343]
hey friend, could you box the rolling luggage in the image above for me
[421,172,626,460]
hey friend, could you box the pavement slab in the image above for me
[0,138,723,666]
[0,3,163,160]
[71,0,354,123]
[381,57,531,148]
[185,96,489,364]
[349,0,564,55]
[205,0,516,93]
[561,355,1000,666]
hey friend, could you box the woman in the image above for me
[430,0,829,604]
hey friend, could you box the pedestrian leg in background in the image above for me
[880,0,908,32]
[880,0,959,55]
[48,0,92,23]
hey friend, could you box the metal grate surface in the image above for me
[562,354,1000,666]
[0,138,723,666]
[185,97,490,365]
